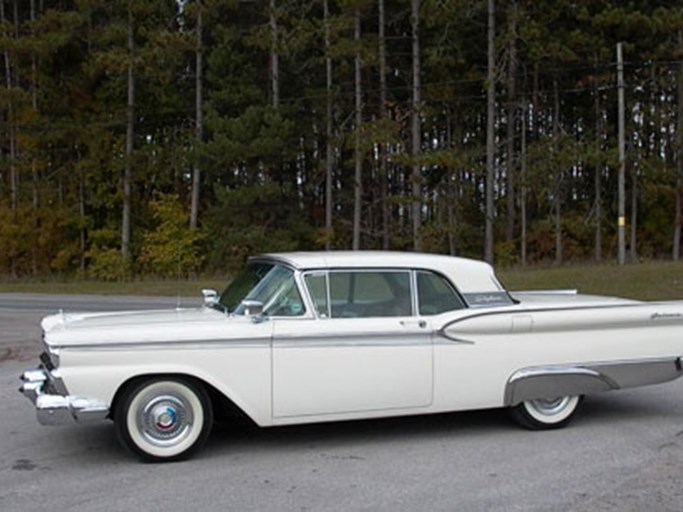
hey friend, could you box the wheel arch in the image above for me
[504,366,615,406]
[109,373,257,427]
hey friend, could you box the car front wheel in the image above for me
[114,377,213,462]
[509,395,582,430]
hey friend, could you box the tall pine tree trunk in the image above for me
[122,4,134,258]
[79,166,87,271]
[484,0,495,263]
[190,1,203,230]
[378,0,389,249]
[445,109,457,256]
[352,9,362,250]
[411,0,422,251]
[270,0,279,108]
[324,0,334,250]
[553,78,562,264]
[505,1,517,242]
[30,0,39,275]
[630,161,637,262]
[2,0,17,217]
[594,56,603,262]
[520,100,528,266]
[674,30,683,260]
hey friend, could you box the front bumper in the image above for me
[19,365,109,426]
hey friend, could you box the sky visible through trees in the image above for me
[1,0,682,278]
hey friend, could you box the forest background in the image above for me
[1,0,683,280]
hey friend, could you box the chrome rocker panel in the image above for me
[19,367,109,426]
[505,357,683,406]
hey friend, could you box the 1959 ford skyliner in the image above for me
[19,252,683,461]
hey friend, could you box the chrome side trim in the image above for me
[274,339,431,349]
[514,289,578,295]
[55,337,272,351]
[435,328,475,345]
[504,357,683,406]
[442,301,683,336]
[19,367,109,426]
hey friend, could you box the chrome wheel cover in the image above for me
[523,395,580,425]
[125,381,205,459]
[137,394,194,447]
[529,396,571,417]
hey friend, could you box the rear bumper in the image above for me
[19,366,109,426]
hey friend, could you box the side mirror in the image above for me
[241,300,264,318]
[202,289,218,305]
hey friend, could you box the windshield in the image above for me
[218,262,305,317]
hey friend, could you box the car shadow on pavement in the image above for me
[205,408,509,454]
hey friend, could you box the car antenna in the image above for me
[176,240,182,309]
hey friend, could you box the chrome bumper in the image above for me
[19,366,109,426]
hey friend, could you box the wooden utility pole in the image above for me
[617,42,626,265]
[485,0,495,263]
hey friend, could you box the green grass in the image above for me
[498,261,683,301]
[0,261,681,301]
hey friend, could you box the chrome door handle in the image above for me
[400,320,427,328]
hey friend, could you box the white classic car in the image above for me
[19,251,683,461]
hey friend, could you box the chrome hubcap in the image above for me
[138,394,193,446]
[530,396,570,416]
[154,406,177,430]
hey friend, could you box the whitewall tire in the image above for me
[115,378,213,462]
[509,395,582,430]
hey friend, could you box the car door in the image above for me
[271,270,433,419]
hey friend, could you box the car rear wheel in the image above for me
[114,377,213,462]
[509,395,582,430]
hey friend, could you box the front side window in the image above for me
[305,270,412,318]
[304,272,329,318]
[219,263,305,317]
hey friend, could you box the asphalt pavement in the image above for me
[1,294,683,511]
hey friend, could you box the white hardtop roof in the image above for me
[253,251,504,293]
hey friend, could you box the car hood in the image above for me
[41,307,270,348]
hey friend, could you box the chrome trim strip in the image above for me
[504,356,683,406]
[441,301,683,337]
[509,366,605,382]
[514,289,578,295]
[274,327,433,348]
[58,333,435,351]
[273,339,431,349]
[55,337,272,351]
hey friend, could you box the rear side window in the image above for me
[417,271,465,315]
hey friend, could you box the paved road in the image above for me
[1,294,683,511]
[0,293,200,361]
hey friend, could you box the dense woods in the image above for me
[1,0,683,278]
